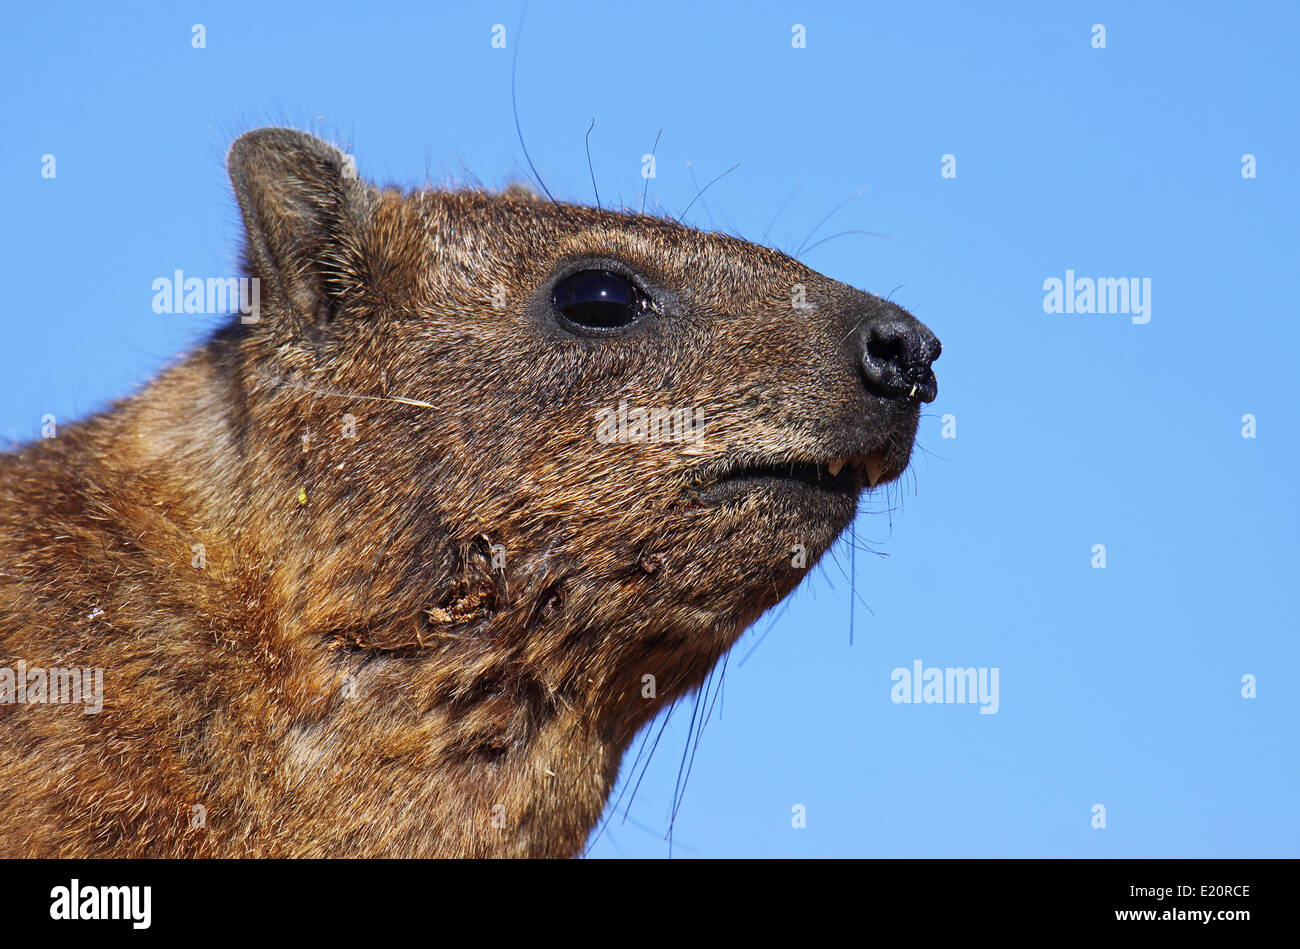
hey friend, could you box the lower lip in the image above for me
[693,474,862,507]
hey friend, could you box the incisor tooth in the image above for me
[865,454,885,487]
[826,459,845,477]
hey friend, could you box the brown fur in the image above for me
[0,129,938,857]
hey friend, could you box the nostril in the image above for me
[858,312,941,402]
[866,329,909,369]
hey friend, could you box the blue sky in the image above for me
[3,1,1296,856]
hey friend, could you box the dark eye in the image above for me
[551,269,651,331]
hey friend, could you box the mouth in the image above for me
[691,447,891,505]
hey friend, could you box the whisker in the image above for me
[511,1,555,202]
[622,699,677,824]
[794,186,867,259]
[736,598,793,667]
[585,117,601,209]
[671,647,727,829]
[668,650,712,830]
[761,185,800,247]
[850,517,856,646]
[675,162,741,225]
[800,228,895,257]
[626,814,699,854]
[640,128,663,215]
[824,543,875,618]
[683,160,715,230]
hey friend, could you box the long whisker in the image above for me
[585,117,601,209]
[640,128,663,215]
[794,186,867,258]
[670,647,728,829]
[683,160,715,230]
[800,228,896,257]
[675,162,741,225]
[761,185,800,247]
[736,598,793,667]
[824,543,875,617]
[511,1,555,202]
[622,698,678,823]
[850,517,856,646]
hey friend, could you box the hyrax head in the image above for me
[227,128,939,679]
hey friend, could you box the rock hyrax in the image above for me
[0,128,940,857]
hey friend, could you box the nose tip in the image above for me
[858,308,941,403]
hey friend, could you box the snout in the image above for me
[857,303,941,403]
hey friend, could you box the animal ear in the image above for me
[227,128,375,334]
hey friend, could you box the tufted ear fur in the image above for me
[227,128,376,334]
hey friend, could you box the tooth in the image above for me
[865,453,885,487]
[826,459,845,477]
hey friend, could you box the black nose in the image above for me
[858,306,941,403]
